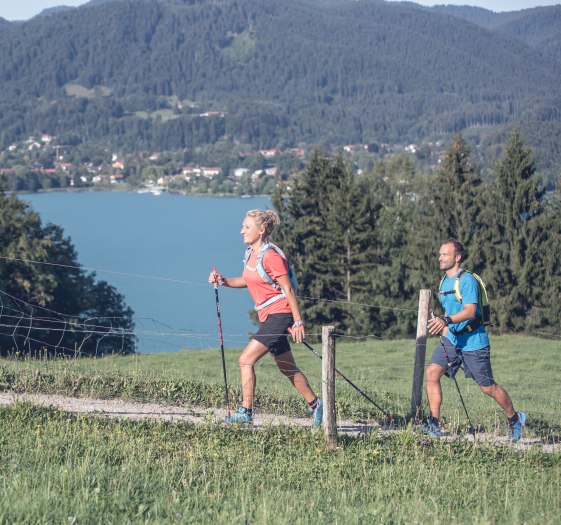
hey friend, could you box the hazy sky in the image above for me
[0,0,559,21]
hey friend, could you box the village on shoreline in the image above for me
[1,132,451,195]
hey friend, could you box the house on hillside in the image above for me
[181,167,202,177]
[290,148,305,158]
[55,162,74,173]
[92,174,110,184]
[259,149,278,158]
[201,167,222,178]
[233,168,250,178]
[200,111,228,117]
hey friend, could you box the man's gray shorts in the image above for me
[429,337,496,387]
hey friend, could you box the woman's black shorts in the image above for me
[253,313,293,357]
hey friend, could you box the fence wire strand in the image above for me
[1,254,560,431]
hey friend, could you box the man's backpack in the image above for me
[439,269,490,334]
[243,242,298,311]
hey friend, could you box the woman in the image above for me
[208,209,322,427]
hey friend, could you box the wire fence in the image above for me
[0,255,560,433]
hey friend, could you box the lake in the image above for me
[22,191,270,353]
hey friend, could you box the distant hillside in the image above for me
[426,4,501,26]
[430,4,561,54]
[84,0,126,8]
[0,0,560,177]
[35,6,78,18]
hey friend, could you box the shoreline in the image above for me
[14,186,270,199]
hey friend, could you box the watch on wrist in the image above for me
[443,316,453,326]
[292,320,304,328]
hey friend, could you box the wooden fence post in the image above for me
[410,289,431,419]
[322,325,337,452]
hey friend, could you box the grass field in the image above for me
[1,335,559,434]
[0,335,560,523]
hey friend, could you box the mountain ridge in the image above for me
[0,0,560,177]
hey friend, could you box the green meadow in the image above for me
[0,335,560,523]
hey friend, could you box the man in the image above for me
[425,238,526,442]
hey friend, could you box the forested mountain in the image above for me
[430,4,561,54]
[35,6,79,19]
[1,0,560,175]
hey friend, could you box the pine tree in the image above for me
[480,129,546,332]
[363,156,420,337]
[272,150,380,337]
[406,134,487,313]
[535,178,561,333]
[321,153,380,335]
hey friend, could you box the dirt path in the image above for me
[0,392,557,453]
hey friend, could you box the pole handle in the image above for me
[212,266,219,290]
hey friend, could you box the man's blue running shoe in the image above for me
[509,411,526,442]
[225,407,253,424]
[421,419,441,438]
[309,398,323,428]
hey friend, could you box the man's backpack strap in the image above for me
[439,269,490,335]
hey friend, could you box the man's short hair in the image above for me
[445,237,467,262]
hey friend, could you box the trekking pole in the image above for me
[298,338,390,418]
[212,268,231,419]
[430,310,475,439]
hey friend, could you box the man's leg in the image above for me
[462,347,515,419]
[463,347,525,441]
[479,383,515,419]
[426,363,446,419]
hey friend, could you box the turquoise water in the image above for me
[22,191,269,353]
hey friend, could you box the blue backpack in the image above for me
[243,242,298,311]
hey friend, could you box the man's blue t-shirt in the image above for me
[439,270,489,352]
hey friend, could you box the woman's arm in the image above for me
[208,270,247,288]
[220,276,247,288]
[277,274,304,343]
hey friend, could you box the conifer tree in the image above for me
[363,156,420,337]
[321,153,380,335]
[272,150,379,336]
[272,149,332,327]
[407,134,486,311]
[480,129,547,332]
[534,177,561,332]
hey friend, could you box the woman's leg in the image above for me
[238,338,269,410]
[273,350,316,403]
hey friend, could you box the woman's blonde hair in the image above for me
[246,209,280,238]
